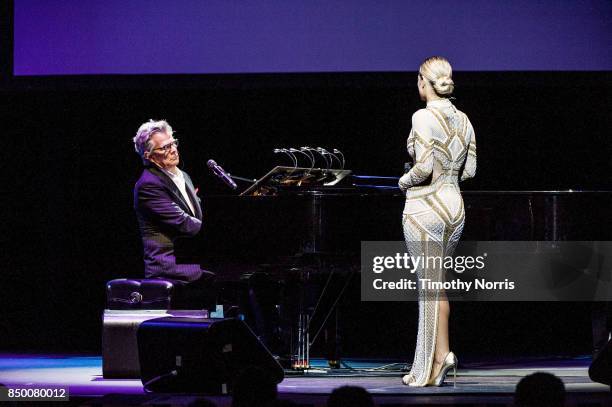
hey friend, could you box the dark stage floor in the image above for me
[0,354,609,406]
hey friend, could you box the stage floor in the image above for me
[0,353,609,406]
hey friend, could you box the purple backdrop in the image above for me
[14,0,612,75]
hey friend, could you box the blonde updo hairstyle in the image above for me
[419,56,454,96]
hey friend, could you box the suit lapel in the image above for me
[146,166,195,217]
[184,176,203,220]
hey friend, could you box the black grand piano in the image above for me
[179,167,612,365]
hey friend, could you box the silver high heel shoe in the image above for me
[402,372,416,385]
[428,351,458,387]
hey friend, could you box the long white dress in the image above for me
[398,98,477,386]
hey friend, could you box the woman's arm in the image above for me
[461,120,477,181]
[399,110,434,191]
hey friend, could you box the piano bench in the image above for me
[103,278,211,378]
[106,278,176,310]
[106,277,218,310]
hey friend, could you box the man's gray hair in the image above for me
[133,119,174,163]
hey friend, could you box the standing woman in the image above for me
[399,56,476,387]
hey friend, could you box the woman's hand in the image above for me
[398,173,411,192]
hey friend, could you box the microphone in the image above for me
[325,149,342,169]
[290,148,315,170]
[333,149,345,169]
[274,148,297,168]
[300,147,316,170]
[315,147,332,170]
[302,147,321,168]
[207,159,238,190]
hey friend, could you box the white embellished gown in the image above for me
[398,98,477,386]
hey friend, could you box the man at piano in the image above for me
[132,119,213,285]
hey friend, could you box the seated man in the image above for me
[132,119,210,284]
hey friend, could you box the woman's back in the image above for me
[406,99,476,192]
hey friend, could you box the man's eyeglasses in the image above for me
[151,139,179,153]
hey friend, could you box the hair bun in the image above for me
[433,76,454,95]
[419,56,455,96]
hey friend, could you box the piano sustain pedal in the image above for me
[291,361,311,370]
[327,359,341,369]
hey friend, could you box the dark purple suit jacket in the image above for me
[134,166,203,281]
